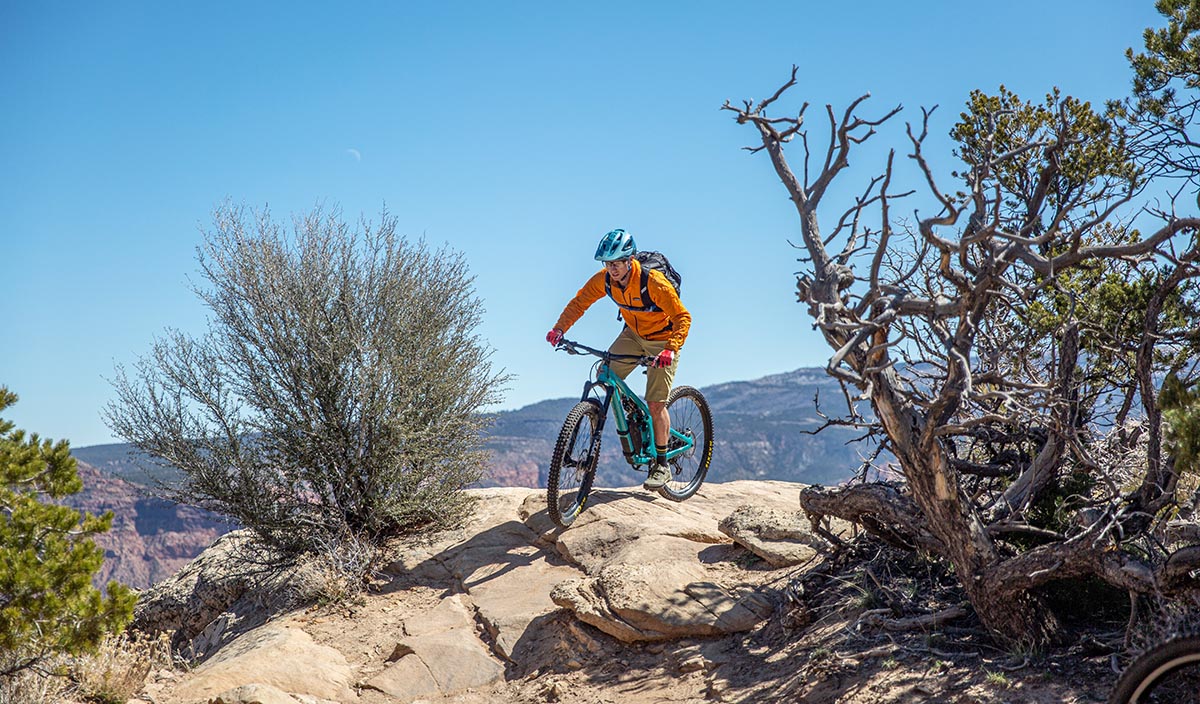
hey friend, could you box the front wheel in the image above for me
[657,386,713,501]
[547,399,604,527]
[1109,635,1200,703]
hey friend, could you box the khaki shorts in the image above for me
[605,326,678,404]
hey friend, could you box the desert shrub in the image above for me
[0,664,69,704]
[106,204,508,575]
[68,631,172,704]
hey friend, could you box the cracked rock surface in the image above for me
[136,481,829,703]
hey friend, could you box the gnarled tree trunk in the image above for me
[727,68,1200,649]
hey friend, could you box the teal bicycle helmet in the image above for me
[594,228,637,261]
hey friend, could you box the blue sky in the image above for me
[0,1,1169,447]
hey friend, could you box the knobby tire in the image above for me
[657,385,713,501]
[1108,635,1200,704]
[547,399,604,528]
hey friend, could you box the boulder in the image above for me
[167,624,355,703]
[520,480,813,573]
[550,535,774,641]
[131,529,310,659]
[718,504,828,567]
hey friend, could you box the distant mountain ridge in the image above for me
[63,462,230,590]
[470,366,866,489]
[71,365,867,588]
[74,365,867,492]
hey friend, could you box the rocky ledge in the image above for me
[133,480,844,704]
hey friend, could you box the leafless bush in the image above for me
[106,203,508,566]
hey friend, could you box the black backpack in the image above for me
[604,251,682,314]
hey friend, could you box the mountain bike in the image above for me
[546,338,713,528]
[1108,634,1200,703]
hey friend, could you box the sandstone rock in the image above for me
[386,490,584,662]
[168,624,355,703]
[550,535,774,642]
[531,481,811,574]
[365,628,505,701]
[524,483,802,642]
[132,529,309,658]
[401,593,475,637]
[210,683,300,704]
[131,530,258,642]
[363,653,440,701]
[444,544,580,661]
[549,493,727,574]
[383,488,539,585]
[718,504,827,567]
[148,481,824,704]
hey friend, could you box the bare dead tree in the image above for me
[727,67,1200,649]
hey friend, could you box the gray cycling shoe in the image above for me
[643,464,671,490]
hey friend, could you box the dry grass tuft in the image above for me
[0,664,71,704]
[289,529,387,608]
[68,631,173,704]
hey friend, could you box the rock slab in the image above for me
[167,624,355,703]
[718,504,827,567]
[364,595,505,702]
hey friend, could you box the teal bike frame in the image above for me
[563,339,695,469]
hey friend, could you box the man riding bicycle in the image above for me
[546,228,692,490]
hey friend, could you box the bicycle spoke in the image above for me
[658,387,712,501]
[547,400,603,527]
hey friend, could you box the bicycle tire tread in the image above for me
[1109,635,1200,704]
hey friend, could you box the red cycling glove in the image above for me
[546,329,564,346]
[653,349,675,368]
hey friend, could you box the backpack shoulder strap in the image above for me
[605,263,662,315]
[638,266,656,310]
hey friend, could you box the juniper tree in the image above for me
[0,389,135,677]
[106,204,509,566]
[727,68,1200,649]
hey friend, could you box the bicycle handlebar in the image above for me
[555,338,657,367]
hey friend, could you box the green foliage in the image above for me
[1129,0,1200,120]
[1161,372,1200,476]
[951,84,1200,430]
[1025,471,1097,537]
[0,389,135,678]
[952,86,1140,221]
[984,670,1011,688]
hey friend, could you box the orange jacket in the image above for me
[554,258,691,351]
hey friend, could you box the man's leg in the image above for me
[649,402,670,454]
[605,327,641,380]
[643,342,678,489]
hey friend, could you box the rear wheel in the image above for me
[657,386,713,501]
[1109,635,1200,703]
[547,400,604,527]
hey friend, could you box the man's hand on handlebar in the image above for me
[546,328,564,346]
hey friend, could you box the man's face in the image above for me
[604,257,632,281]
